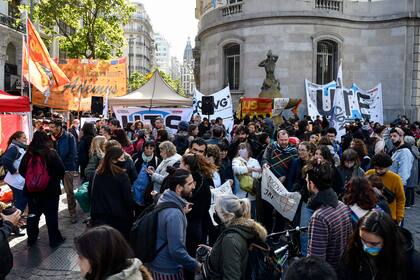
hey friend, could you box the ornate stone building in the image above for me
[195,0,420,122]
[181,38,196,96]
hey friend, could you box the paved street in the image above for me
[5,192,420,279]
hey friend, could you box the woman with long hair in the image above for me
[74,225,151,280]
[337,148,365,186]
[350,138,371,171]
[105,140,138,184]
[314,145,344,196]
[84,136,106,182]
[112,128,134,156]
[2,131,28,212]
[78,122,96,180]
[19,131,66,247]
[340,210,420,280]
[89,146,134,239]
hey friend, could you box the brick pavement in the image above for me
[5,190,420,279]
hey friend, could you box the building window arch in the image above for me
[223,43,240,90]
[312,33,343,84]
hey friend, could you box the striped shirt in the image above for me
[308,201,353,268]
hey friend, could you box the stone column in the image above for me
[412,26,420,121]
[0,34,6,90]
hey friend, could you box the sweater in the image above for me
[365,169,405,222]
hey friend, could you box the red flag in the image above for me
[22,40,50,93]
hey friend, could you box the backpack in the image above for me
[205,228,281,280]
[129,201,183,263]
[25,155,51,192]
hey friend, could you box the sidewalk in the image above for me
[6,192,87,280]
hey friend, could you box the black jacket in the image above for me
[19,149,65,198]
[77,135,94,172]
[219,158,234,184]
[89,172,134,222]
[0,221,13,279]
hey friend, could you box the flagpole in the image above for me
[25,11,34,139]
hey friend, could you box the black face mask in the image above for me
[213,212,223,226]
[115,161,126,168]
[393,140,401,147]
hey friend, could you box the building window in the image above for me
[224,43,240,90]
[316,40,338,84]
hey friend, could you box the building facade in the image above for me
[155,33,171,74]
[181,38,196,96]
[195,0,420,122]
[124,2,155,77]
[170,56,181,81]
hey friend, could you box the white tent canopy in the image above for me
[109,71,192,107]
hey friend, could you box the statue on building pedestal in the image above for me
[258,50,281,98]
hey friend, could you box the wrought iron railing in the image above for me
[315,0,342,12]
[221,2,243,16]
[0,12,24,32]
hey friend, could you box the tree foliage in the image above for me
[31,0,134,59]
[129,70,185,96]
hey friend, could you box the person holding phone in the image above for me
[1,208,22,279]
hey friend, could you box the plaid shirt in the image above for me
[262,142,297,180]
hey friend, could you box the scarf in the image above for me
[142,152,154,163]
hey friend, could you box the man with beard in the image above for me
[389,128,414,188]
[365,153,406,224]
[148,168,201,279]
[49,119,78,223]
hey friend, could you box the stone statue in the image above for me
[258,50,281,98]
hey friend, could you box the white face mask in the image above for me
[239,148,248,159]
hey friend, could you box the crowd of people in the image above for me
[1,112,420,279]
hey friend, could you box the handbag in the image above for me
[239,175,255,195]
[75,172,96,213]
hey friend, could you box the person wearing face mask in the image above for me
[365,153,406,224]
[339,210,420,280]
[2,131,28,213]
[232,142,262,219]
[89,146,134,240]
[337,149,365,186]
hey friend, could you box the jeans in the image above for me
[300,202,314,256]
[10,186,28,212]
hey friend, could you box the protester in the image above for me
[389,127,414,188]
[105,140,138,184]
[314,145,344,196]
[148,168,201,279]
[99,125,112,141]
[217,142,234,185]
[337,148,365,186]
[68,119,80,144]
[49,119,78,223]
[174,121,190,155]
[112,128,135,156]
[77,122,96,180]
[152,117,172,140]
[0,209,22,279]
[206,144,223,188]
[202,194,267,279]
[89,146,134,239]
[84,136,106,182]
[350,138,371,171]
[403,135,419,207]
[285,256,337,280]
[19,130,66,247]
[188,124,199,142]
[366,174,392,215]
[340,210,420,279]
[75,225,151,280]
[2,131,28,212]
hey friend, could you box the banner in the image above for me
[237,98,272,119]
[272,98,290,116]
[305,79,383,138]
[113,107,193,135]
[32,58,127,111]
[261,167,301,221]
[193,87,234,133]
[209,181,234,226]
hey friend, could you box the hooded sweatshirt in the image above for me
[106,258,143,280]
[148,189,198,274]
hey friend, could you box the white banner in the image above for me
[305,79,383,139]
[113,107,193,135]
[273,98,290,116]
[81,117,100,128]
[193,86,234,133]
[261,167,301,221]
[209,181,234,226]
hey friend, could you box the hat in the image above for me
[178,121,189,132]
[289,136,300,146]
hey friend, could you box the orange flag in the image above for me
[22,40,50,93]
[26,18,69,88]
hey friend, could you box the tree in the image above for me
[31,0,135,59]
[129,70,185,96]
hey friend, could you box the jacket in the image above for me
[19,149,65,198]
[174,131,190,155]
[307,188,353,268]
[89,172,134,222]
[53,131,77,171]
[205,217,267,280]
[122,154,138,184]
[390,144,414,186]
[2,141,26,190]
[77,135,93,171]
[219,158,234,184]
[337,165,365,186]
[149,189,199,274]
[232,156,262,199]
[151,153,182,192]
[106,258,144,280]
[365,169,406,222]
[404,136,420,189]
[0,221,13,279]
[84,153,103,182]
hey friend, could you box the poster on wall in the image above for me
[32,58,127,111]
[113,107,194,135]
[193,87,234,133]
[305,79,383,139]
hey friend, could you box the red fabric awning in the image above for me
[0,90,30,112]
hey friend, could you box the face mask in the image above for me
[213,212,223,225]
[362,241,382,256]
[115,161,125,168]
[239,148,248,159]
[393,140,401,147]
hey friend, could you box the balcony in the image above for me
[315,0,342,12]
[221,2,243,17]
[0,13,24,32]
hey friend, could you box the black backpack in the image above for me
[129,201,183,263]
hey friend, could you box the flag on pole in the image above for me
[103,89,110,119]
[26,18,69,94]
[22,40,50,93]
[331,59,345,141]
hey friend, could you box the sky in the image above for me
[135,0,198,62]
